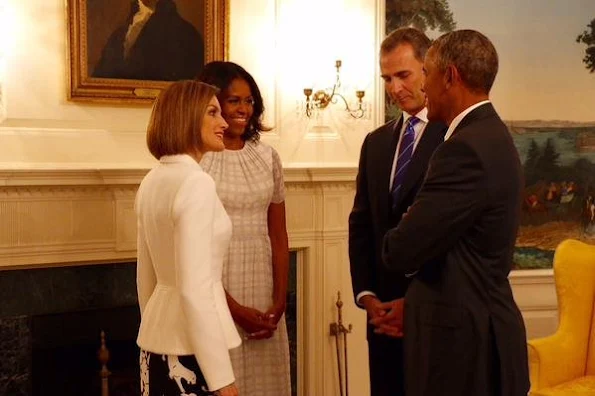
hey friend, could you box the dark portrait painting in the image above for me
[87,0,205,81]
[68,0,227,103]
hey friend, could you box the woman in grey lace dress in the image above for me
[198,62,291,396]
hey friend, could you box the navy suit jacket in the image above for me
[349,115,447,338]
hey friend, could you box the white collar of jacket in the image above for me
[159,154,200,166]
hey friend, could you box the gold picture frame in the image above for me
[67,0,228,104]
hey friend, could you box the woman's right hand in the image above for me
[215,383,239,396]
[231,304,277,338]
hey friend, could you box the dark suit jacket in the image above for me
[382,103,530,396]
[93,0,204,81]
[349,115,446,339]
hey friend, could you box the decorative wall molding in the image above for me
[0,169,151,186]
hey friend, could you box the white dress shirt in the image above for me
[135,154,241,391]
[356,108,429,306]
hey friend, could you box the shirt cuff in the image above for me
[356,291,377,307]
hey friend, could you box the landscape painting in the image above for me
[512,122,595,268]
[385,0,595,269]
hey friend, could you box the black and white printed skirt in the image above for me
[139,350,215,396]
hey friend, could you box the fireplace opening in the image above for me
[31,305,140,396]
[0,253,298,396]
[0,262,139,395]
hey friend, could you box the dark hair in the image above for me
[431,29,499,94]
[197,61,271,141]
[146,80,218,159]
[380,27,431,62]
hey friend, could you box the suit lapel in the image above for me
[393,121,445,211]
[375,117,402,224]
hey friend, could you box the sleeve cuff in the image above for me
[355,291,377,307]
[202,362,235,391]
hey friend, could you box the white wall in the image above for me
[0,1,381,395]
[0,0,381,169]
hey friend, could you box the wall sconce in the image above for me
[302,60,366,119]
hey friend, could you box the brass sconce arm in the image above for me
[331,90,366,119]
[303,60,366,119]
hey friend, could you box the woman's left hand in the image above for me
[264,301,286,325]
[246,302,286,340]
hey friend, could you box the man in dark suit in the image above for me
[348,27,447,396]
[93,0,204,81]
[382,30,530,396]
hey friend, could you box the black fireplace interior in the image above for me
[32,305,140,396]
[0,253,297,396]
[0,262,139,396]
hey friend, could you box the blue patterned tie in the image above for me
[391,116,420,208]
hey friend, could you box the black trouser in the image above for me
[367,332,405,396]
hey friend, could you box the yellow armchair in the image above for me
[528,239,595,395]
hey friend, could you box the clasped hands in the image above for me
[361,295,404,338]
[232,302,285,340]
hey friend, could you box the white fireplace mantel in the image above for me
[0,165,367,396]
[0,165,558,396]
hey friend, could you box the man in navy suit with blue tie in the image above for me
[348,27,447,396]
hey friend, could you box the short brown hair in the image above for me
[380,27,431,62]
[146,80,219,159]
[430,29,499,94]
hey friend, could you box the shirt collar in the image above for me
[402,107,428,126]
[444,100,491,141]
[159,154,200,166]
[137,0,156,14]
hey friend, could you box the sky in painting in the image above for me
[429,0,595,122]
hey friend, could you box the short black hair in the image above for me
[431,29,499,94]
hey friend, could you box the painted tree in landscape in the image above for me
[386,0,456,34]
[535,138,561,183]
[576,18,595,73]
[524,139,541,186]
[522,138,563,186]
[571,158,595,192]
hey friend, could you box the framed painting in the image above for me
[67,0,228,104]
[512,122,595,269]
[384,0,595,269]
